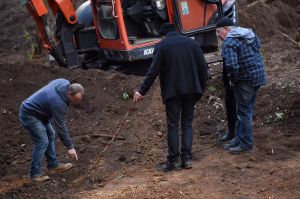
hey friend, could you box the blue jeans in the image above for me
[232,81,260,149]
[19,109,59,177]
[165,94,199,162]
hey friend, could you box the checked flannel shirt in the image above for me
[222,33,267,87]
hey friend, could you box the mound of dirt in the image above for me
[238,0,300,40]
[0,0,300,198]
[0,1,36,64]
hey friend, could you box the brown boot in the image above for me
[49,163,73,174]
[30,175,50,182]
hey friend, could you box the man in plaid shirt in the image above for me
[216,17,267,153]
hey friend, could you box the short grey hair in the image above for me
[68,83,85,95]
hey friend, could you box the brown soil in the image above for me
[0,0,299,198]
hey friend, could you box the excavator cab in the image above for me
[25,0,237,68]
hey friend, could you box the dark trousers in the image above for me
[165,94,199,162]
[224,81,237,136]
[223,61,237,136]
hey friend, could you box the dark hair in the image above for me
[159,23,176,36]
[216,17,234,28]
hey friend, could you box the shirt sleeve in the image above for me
[223,43,240,82]
[138,45,162,96]
[52,105,74,150]
[255,34,261,49]
[197,47,208,91]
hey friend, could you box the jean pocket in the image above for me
[20,115,39,127]
[238,81,255,94]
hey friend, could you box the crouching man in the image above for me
[19,78,84,182]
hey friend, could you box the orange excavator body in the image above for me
[25,0,237,68]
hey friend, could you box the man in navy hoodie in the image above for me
[216,18,267,153]
[19,79,84,182]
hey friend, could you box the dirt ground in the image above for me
[0,0,300,198]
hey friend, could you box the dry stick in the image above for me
[207,59,223,65]
[276,31,300,48]
[246,0,267,8]
[99,111,130,155]
[193,144,218,153]
[87,104,135,174]
[90,133,125,140]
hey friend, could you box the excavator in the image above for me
[25,0,237,68]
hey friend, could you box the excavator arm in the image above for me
[25,0,81,68]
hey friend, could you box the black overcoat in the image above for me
[139,32,208,103]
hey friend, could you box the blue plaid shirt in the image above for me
[222,32,267,87]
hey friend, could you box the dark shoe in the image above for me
[159,161,180,172]
[49,163,73,174]
[181,160,192,169]
[229,145,252,154]
[219,133,234,142]
[30,175,50,182]
[224,141,239,150]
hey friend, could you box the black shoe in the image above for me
[159,161,180,172]
[229,145,252,154]
[181,160,192,169]
[219,133,234,142]
[224,141,239,150]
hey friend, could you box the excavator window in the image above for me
[97,4,119,39]
[121,0,168,45]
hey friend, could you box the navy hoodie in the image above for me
[20,79,74,149]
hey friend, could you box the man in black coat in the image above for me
[134,24,208,171]
[219,58,237,142]
[218,18,237,142]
